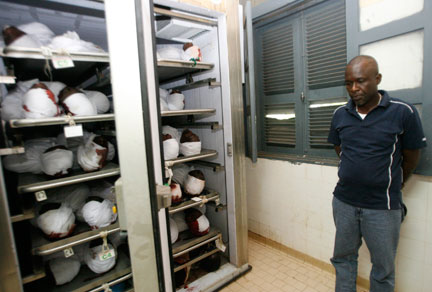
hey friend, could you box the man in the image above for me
[327,55,426,292]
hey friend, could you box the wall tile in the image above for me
[424,243,432,266]
[398,237,425,262]
[422,264,432,292]
[400,217,426,242]
[246,160,432,291]
[305,164,322,182]
[395,255,425,292]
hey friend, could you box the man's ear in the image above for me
[376,73,382,85]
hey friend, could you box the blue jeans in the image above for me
[331,196,402,292]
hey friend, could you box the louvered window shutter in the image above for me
[305,0,346,90]
[305,0,347,150]
[265,104,296,146]
[254,0,347,157]
[261,23,294,96]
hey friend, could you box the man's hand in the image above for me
[334,145,341,158]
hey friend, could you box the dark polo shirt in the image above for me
[328,90,426,210]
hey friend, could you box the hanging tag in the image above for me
[191,197,202,202]
[0,76,16,84]
[52,55,74,69]
[98,248,116,261]
[63,247,74,258]
[215,238,226,252]
[35,190,47,202]
[64,124,83,138]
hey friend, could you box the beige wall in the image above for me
[246,158,432,291]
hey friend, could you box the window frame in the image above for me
[253,0,347,162]
[346,0,432,175]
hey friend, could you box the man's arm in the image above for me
[334,145,341,158]
[402,149,421,187]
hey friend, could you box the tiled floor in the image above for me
[220,236,367,292]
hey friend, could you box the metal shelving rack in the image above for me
[17,163,120,194]
[169,189,220,214]
[31,223,120,256]
[164,149,217,167]
[9,114,115,128]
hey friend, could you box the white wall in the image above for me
[246,158,432,291]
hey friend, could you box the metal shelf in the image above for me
[50,250,131,292]
[169,190,219,214]
[31,223,120,256]
[170,121,221,130]
[161,109,216,117]
[0,47,109,87]
[22,262,46,285]
[174,247,219,273]
[87,273,132,292]
[157,59,214,83]
[164,149,217,167]
[9,114,115,128]
[17,163,120,194]
[154,7,218,26]
[0,75,16,84]
[0,47,109,62]
[11,206,35,223]
[187,160,224,172]
[170,78,220,92]
[172,228,221,258]
[0,146,25,156]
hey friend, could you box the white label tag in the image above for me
[64,124,83,138]
[64,247,74,258]
[35,191,47,202]
[52,55,74,69]
[191,197,202,202]
[98,248,116,261]
[215,238,226,252]
[0,76,16,84]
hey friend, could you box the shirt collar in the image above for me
[346,90,390,113]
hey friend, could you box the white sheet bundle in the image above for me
[37,205,75,239]
[90,181,115,204]
[83,90,110,114]
[179,129,201,156]
[184,170,205,196]
[46,184,90,213]
[40,147,73,176]
[50,31,104,53]
[156,44,202,62]
[3,138,56,174]
[3,22,105,53]
[179,141,202,156]
[1,81,108,121]
[185,208,210,237]
[22,87,60,118]
[167,92,185,111]
[172,164,192,186]
[49,257,81,285]
[18,22,54,46]
[81,199,117,229]
[77,134,108,172]
[0,79,38,120]
[170,217,179,244]
[59,87,97,116]
[183,44,202,61]
[84,243,117,274]
[159,88,185,112]
[162,125,180,160]
[172,211,188,232]
[170,182,182,203]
